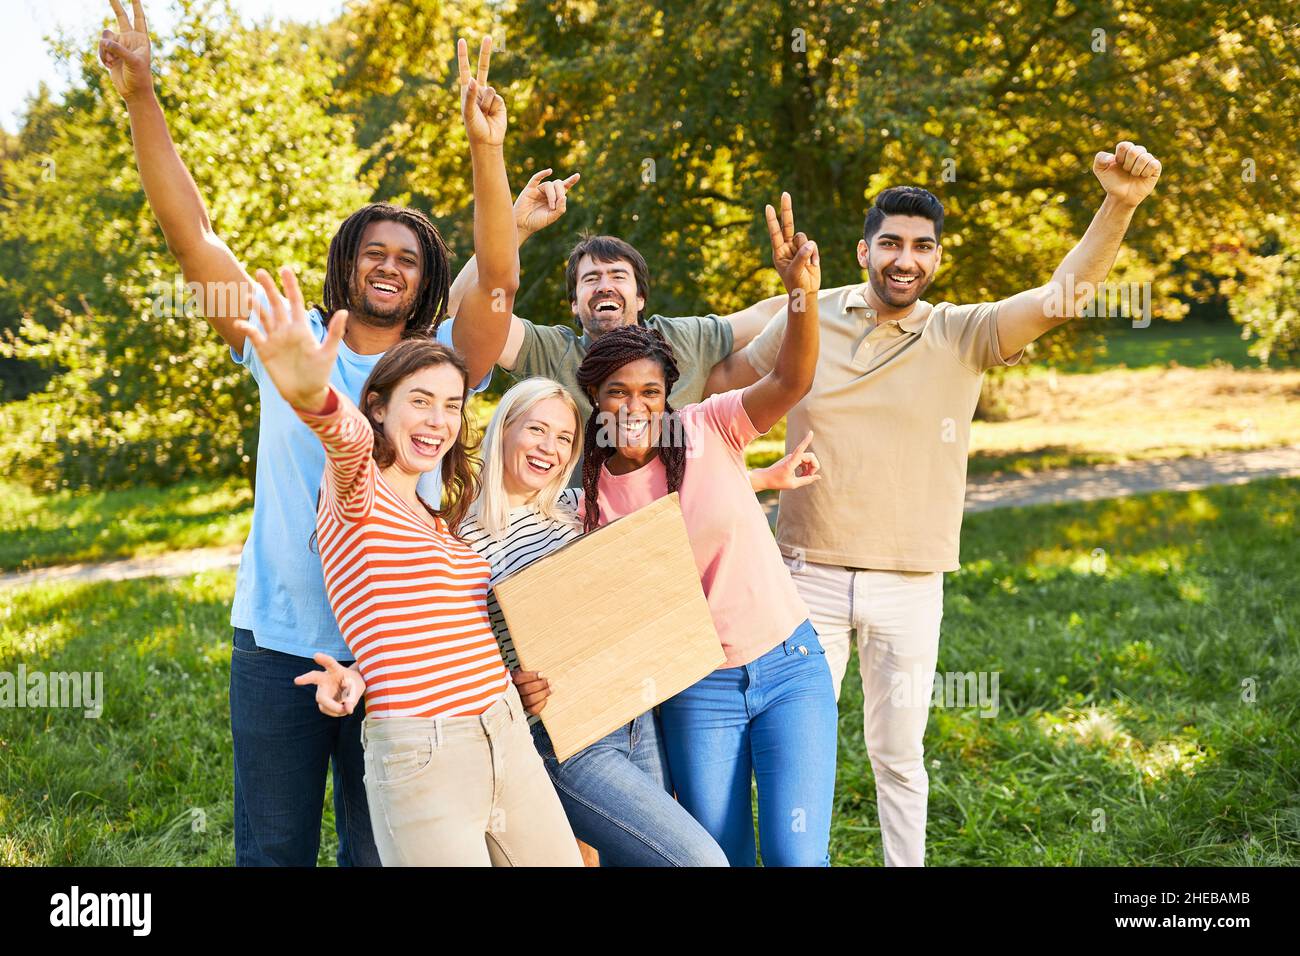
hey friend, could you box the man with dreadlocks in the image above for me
[572,194,839,868]
[102,1,520,866]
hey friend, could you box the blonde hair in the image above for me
[469,377,583,538]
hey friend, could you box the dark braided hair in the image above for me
[574,326,688,533]
[320,202,452,339]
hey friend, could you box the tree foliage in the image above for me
[1,0,1296,490]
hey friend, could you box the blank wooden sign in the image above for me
[493,492,725,762]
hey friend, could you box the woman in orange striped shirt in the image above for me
[233,266,580,866]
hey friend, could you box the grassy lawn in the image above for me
[3,478,1295,865]
[1063,319,1292,373]
[0,478,251,573]
[968,364,1300,477]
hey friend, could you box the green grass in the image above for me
[3,478,1296,865]
[830,477,1300,865]
[1063,319,1292,373]
[0,478,252,573]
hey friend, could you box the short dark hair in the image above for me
[322,202,452,339]
[863,186,945,245]
[565,235,651,321]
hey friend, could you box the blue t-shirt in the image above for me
[229,308,488,659]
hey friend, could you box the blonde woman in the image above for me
[458,377,729,867]
[302,377,819,866]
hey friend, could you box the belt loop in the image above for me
[434,717,443,751]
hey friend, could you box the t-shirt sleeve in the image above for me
[692,389,761,456]
[653,314,734,370]
[932,301,1024,373]
[434,317,493,393]
[740,307,787,378]
[511,318,573,379]
[294,386,376,521]
[229,291,330,390]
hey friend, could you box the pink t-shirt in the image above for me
[590,390,810,668]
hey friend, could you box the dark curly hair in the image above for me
[574,326,686,533]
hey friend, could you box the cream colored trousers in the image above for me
[784,555,944,868]
[362,682,582,866]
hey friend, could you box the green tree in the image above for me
[0,0,374,490]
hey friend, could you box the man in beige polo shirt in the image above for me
[707,141,1163,865]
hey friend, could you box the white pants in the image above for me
[784,555,943,867]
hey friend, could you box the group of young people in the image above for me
[101,0,1162,866]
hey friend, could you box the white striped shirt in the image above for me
[459,490,582,723]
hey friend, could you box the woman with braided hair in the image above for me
[572,194,839,867]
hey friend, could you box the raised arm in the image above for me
[100,0,254,352]
[232,269,371,512]
[740,193,820,435]
[446,38,520,385]
[720,292,790,351]
[447,167,581,370]
[994,141,1162,359]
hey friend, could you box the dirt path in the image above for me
[4,446,1298,590]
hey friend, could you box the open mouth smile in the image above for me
[410,434,444,458]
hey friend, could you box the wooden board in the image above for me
[492,493,724,761]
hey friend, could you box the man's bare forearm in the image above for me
[123,87,216,261]
[1050,194,1138,318]
[469,143,519,294]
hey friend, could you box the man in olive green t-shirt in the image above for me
[447,171,788,485]
[710,141,1164,866]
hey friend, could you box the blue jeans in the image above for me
[531,711,728,867]
[229,628,380,866]
[658,620,838,867]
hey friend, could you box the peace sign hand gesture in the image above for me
[766,192,820,298]
[99,0,152,102]
[457,37,507,148]
[294,653,367,718]
[232,267,348,413]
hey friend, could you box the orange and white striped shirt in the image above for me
[297,387,509,719]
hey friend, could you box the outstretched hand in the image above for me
[762,430,822,491]
[766,192,820,299]
[458,37,507,148]
[1093,141,1162,208]
[232,267,347,412]
[514,168,581,239]
[294,653,366,718]
[99,0,152,101]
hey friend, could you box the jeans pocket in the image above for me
[231,627,268,656]
[786,621,826,657]
[373,736,436,787]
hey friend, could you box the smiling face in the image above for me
[592,357,667,465]
[350,220,423,326]
[857,214,942,309]
[571,254,646,340]
[369,363,465,475]
[500,396,579,503]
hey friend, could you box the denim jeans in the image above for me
[229,627,380,866]
[658,619,838,867]
[531,711,729,867]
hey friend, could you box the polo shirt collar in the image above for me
[846,285,930,333]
